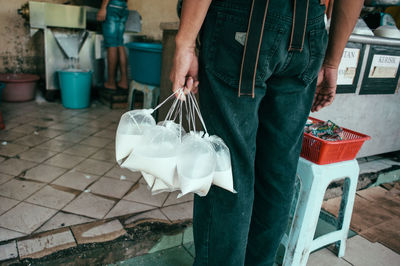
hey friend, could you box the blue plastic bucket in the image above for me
[126,42,162,86]
[58,69,92,109]
[0,82,4,102]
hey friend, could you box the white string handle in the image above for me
[164,89,184,122]
[152,89,182,113]
[185,92,196,132]
[179,95,184,142]
[128,112,142,133]
[149,89,207,139]
[165,96,179,121]
[188,92,208,135]
[188,92,197,132]
[184,96,191,131]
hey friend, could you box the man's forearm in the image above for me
[100,0,110,9]
[324,0,364,68]
[176,0,212,48]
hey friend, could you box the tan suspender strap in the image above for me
[288,0,309,52]
[238,0,309,97]
[238,0,270,98]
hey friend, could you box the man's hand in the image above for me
[97,8,107,22]
[170,43,199,97]
[169,0,211,98]
[311,64,338,112]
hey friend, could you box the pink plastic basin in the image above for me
[0,73,40,102]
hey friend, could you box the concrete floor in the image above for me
[0,100,399,265]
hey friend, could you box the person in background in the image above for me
[97,0,129,90]
[170,0,364,265]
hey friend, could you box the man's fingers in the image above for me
[311,92,330,112]
[183,76,200,94]
[311,95,334,112]
[192,81,199,94]
[170,71,186,98]
[185,77,194,93]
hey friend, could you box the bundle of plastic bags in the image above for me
[115,90,236,197]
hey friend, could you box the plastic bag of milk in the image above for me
[208,135,236,193]
[152,174,180,194]
[141,171,180,195]
[177,132,216,197]
[141,171,156,188]
[157,120,186,138]
[115,109,155,165]
[122,125,179,186]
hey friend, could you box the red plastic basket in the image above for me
[300,117,371,165]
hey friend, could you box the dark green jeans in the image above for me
[194,1,327,265]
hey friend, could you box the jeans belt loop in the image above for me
[238,0,309,98]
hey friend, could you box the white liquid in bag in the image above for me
[115,134,142,164]
[142,170,180,195]
[213,168,236,193]
[157,120,185,138]
[179,173,213,197]
[115,109,155,164]
[177,133,216,197]
[141,171,155,188]
[122,153,177,186]
[208,135,236,193]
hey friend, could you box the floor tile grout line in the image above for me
[23,191,78,213]
[57,207,107,221]
[0,224,28,237]
[0,199,59,232]
[19,165,69,182]
[161,191,171,207]
[101,178,142,219]
[159,208,174,223]
[0,181,45,203]
[0,194,21,206]
[29,207,72,236]
[341,257,355,266]
[182,243,195,259]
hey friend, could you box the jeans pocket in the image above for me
[299,27,328,84]
[205,11,249,88]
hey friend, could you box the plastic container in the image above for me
[126,42,162,86]
[0,73,40,102]
[58,69,92,109]
[301,117,371,165]
[0,82,5,102]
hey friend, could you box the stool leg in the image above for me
[128,81,136,110]
[143,86,153,109]
[152,87,160,108]
[283,170,329,266]
[335,168,358,257]
[151,87,160,120]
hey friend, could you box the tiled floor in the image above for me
[0,101,193,243]
[1,101,399,264]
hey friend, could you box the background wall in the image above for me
[0,0,179,75]
[0,0,67,76]
[128,0,179,41]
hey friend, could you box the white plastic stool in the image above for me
[281,157,359,266]
[128,80,160,110]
